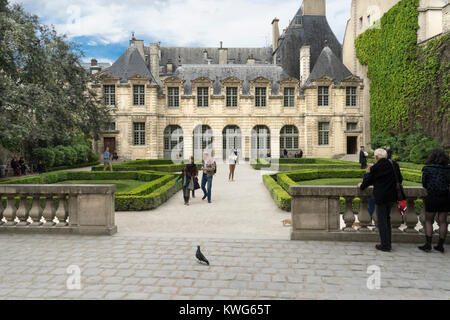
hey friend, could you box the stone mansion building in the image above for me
[91,0,366,161]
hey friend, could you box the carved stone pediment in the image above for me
[192,77,214,85]
[250,76,270,84]
[221,77,243,86]
[163,76,185,85]
[278,77,300,86]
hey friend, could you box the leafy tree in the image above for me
[0,1,112,158]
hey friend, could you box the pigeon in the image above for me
[196,246,209,265]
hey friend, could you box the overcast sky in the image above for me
[10,0,352,64]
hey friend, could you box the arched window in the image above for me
[251,125,271,159]
[193,125,213,160]
[280,125,299,157]
[222,125,242,160]
[164,125,184,160]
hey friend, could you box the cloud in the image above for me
[12,0,352,48]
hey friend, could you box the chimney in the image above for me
[91,58,98,66]
[149,42,161,84]
[166,59,173,73]
[247,54,255,65]
[129,33,145,60]
[272,18,280,52]
[218,41,228,65]
[299,45,310,86]
[302,0,326,16]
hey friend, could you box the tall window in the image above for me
[346,87,357,107]
[133,85,145,106]
[197,87,209,107]
[284,88,295,107]
[133,122,146,146]
[168,87,179,107]
[105,122,116,132]
[347,122,358,131]
[280,126,299,155]
[318,86,329,106]
[103,85,115,106]
[255,87,267,107]
[318,122,330,146]
[226,87,238,107]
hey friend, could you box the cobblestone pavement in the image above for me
[0,233,449,300]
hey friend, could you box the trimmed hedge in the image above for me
[92,164,186,173]
[262,174,291,211]
[0,170,181,211]
[265,168,425,211]
[251,158,360,171]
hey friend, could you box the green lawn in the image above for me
[56,180,147,193]
[296,178,421,187]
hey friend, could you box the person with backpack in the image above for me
[201,152,216,204]
[176,166,194,206]
[418,148,449,253]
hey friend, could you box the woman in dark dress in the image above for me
[186,156,199,198]
[419,149,450,253]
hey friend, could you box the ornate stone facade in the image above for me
[92,0,365,161]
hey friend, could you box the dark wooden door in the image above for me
[347,137,357,154]
[104,138,116,153]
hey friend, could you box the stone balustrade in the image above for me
[0,184,117,235]
[290,186,449,243]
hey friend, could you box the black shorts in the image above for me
[425,192,450,213]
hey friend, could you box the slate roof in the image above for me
[304,46,353,86]
[275,6,343,79]
[105,46,156,83]
[172,64,291,95]
[154,47,273,73]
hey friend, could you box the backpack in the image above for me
[213,161,217,174]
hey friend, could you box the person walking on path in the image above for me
[418,148,449,253]
[228,150,238,181]
[103,147,113,172]
[186,156,199,198]
[358,148,402,252]
[176,166,194,205]
[360,146,368,169]
[201,152,216,203]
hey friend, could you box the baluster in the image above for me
[358,197,372,232]
[372,207,378,232]
[42,195,56,226]
[404,198,419,233]
[390,204,403,233]
[434,214,440,235]
[0,195,4,225]
[343,197,356,232]
[55,195,68,227]
[3,196,17,226]
[419,210,426,233]
[16,196,30,226]
[29,195,43,226]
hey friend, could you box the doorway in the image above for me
[104,137,116,153]
[347,136,357,154]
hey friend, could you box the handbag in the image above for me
[193,177,200,190]
[389,159,407,216]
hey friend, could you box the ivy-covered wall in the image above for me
[355,0,449,147]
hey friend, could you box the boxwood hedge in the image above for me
[91,159,201,173]
[262,174,291,212]
[251,158,360,171]
[0,170,181,212]
[265,168,424,212]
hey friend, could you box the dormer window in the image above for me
[168,87,179,107]
[255,87,267,107]
[318,86,329,106]
[295,16,303,25]
[197,87,209,107]
[133,85,145,106]
[103,85,116,106]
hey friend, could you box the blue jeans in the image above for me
[201,174,213,202]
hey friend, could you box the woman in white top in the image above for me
[228,151,238,181]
